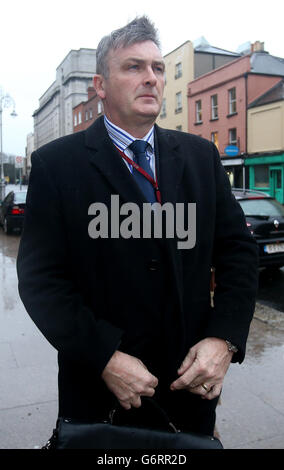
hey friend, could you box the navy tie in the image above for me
[129,140,157,203]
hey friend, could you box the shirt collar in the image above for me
[104,116,154,153]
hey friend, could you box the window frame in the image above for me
[211,94,218,120]
[175,91,182,114]
[195,100,202,124]
[229,128,237,146]
[228,87,237,115]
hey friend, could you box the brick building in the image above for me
[188,45,284,187]
[73,86,103,132]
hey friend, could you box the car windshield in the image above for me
[239,198,284,217]
[14,192,27,204]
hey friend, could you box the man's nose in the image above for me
[143,66,157,86]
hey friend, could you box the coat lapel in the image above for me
[85,116,150,209]
[154,125,185,205]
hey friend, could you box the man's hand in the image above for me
[170,337,233,400]
[101,350,158,410]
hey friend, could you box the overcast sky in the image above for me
[1,0,284,157]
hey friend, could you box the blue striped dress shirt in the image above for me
[104,116,156,179]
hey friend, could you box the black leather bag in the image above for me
[43,399,223,449]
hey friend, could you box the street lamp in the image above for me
[0,89,18,201]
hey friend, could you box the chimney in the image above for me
[251,41,265,53]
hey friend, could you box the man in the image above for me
[17,17,258,438]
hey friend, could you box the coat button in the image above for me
[148,259,159,271]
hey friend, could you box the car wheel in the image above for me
[3,217,13,235]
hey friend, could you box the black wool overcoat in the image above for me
[17,116,258,428]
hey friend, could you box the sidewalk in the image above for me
[1,269,284,449]
[216,302,284,449]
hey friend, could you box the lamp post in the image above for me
[0,89,17,201]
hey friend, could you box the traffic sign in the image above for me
[15,156,24,168]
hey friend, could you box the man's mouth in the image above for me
[138,94,156,100]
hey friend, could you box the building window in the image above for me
[74,114,77,127]
[89,108,93,119]
[211,131,219,150]
[175,62,182,79]
[175,92,182,113]
[228,88,237,114]
[78,112,82,124]
[254,165,269,188]
[98,101,103,115]
[229,128,237,145]
[195,100,202,123]
[160,98,166,118]
[85,110,89,121]
[211,94,218,120]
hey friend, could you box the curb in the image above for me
[254,302,284,330]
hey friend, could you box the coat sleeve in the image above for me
[203,144,259,363]
[17,151,124,376]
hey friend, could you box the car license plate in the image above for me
[264,243,284,254]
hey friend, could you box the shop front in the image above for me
[221,156,248,189]
[245,153,284,204]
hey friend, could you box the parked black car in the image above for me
[232,188,284,269]
[0,190,27,234]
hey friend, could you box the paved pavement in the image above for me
[0,231,284,449]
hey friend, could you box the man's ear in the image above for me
[93,75,106,99]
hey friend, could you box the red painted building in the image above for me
[73,86,104,132]
[188,47,284,187]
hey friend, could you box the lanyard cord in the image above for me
[117,148,161,203]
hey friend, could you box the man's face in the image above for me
[96,41,165,132]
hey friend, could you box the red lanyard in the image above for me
[117,147,161,203]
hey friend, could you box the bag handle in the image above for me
[109,397,180,433]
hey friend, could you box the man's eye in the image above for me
[154,66,164,73]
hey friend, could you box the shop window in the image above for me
[254,165,269,187]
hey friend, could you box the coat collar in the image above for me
[85,116,185,207]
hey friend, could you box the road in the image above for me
[0,228,283,449]
[258,267,284,313]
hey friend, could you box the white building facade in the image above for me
[33,48,96,149]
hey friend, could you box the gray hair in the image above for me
[96,16,161,78]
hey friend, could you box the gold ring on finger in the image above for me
[201,383,209,392]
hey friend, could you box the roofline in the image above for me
[56,48,96,70]
[188,69,284,98]
[188,54,250,86]
[194,48,240,57]
[163,40,192,58]
[248,78,284,108]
